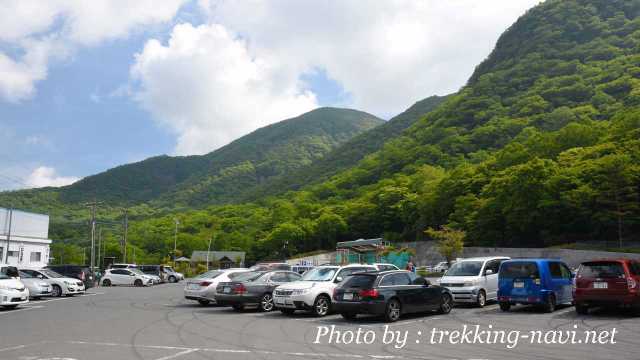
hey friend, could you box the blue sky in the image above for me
[0,0,538,191]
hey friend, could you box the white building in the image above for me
[0,208,52,268]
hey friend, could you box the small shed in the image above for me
[190,251,245,269]
[335,238,389,265]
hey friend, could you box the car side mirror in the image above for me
[485,269,494,276]
[335,276,343,283]
[413,277,430,287]
[130,273,136,276]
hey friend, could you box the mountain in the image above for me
[0,107,383,210]
[242,95,450,199]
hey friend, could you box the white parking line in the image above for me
[154,348,199,360]
[0,344,26,352]
[0,305,44,315]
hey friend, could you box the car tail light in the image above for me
[200,281,212,287]
[627,277,637,290]
[358,289,379,298]
[233,284,247,295]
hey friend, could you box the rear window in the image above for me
[342,275,376,289]
[500,262,540,279]
[230,271,263,282]
[579,262,625,279]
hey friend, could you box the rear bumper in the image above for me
[575,292,640,307]
[214,294,261,306]
[332,300,386,315]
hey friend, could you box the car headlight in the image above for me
[463,282,474,287]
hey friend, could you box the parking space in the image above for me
[1,284,638,360]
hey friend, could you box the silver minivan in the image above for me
[439,256,510,307]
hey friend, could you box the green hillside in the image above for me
[242,95,449,199]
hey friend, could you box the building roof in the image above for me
[191,251,246,263]
[175,257,191,262]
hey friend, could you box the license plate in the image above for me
[275,298,285,305]
[187,283,200,290]
[343,293,354,301]
[20,297,26,301]
[514,281,524,288]
[223,287,231,293]
[593,282,608,289]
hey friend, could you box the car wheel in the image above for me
[168,276,177,283]
[51,284,63,297]
[134,279,143,287]
[280,308,295,315]
[232,304,244,311]
[313,295,331,317]
[575,303,589,315]
[439,293,453,314]
[102,279,111,287]
[476,290,486,308]
[384,298,402,322]
[260,293,274,312]
[198,299,210,306]
[341,312,357,320]
[544,294,556,313]
[499,302,511,312]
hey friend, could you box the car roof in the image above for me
[457,256,510,262]
[340,264,376,268]
[502,258,565,264]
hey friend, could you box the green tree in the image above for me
[425,226,465,265]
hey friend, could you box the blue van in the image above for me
[497,259,574,312]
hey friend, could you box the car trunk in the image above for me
[499,262,542,301]
[576,261,630,298]
[334,274,377,302]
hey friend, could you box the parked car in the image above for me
[101,268,154,287]
[250,263,292,271]
[162,266,184,283]
[574,259,640,314]
[439,257,510,307]
[139,265,166,283]
[18,270,52,299]
[498,259,574,312]
[46,265,95,289]
[184,268,249,305]
[109,263,138,269]
[20,268,85,297]
[373,263,400,271]
[333,270,453,322]
[215,270,302,311]
[432,262,450,273]
[0,267,29,309]
[273,264,377,316]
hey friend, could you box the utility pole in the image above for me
[173,218,179,268]
[84,201,101,276]
[97,227,102,269]
[122,208,128,263]
[3,208,12,264]
[206,235,213,271]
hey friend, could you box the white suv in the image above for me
[439,256,510,307]
[101,268,154,287]
[273,264,377,316]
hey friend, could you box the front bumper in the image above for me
[273,293,314,310]
[65,284,86,294]
[447,286,481,303]
[0,289,29,306]
[333,300,386,315]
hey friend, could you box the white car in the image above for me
[432,262,450,273]
[184,268,249,306]
[101,268,154,287]
[439,256,510,307]
[0,268,29,309]
[273,264,377,316]
[20,268,85,297]
[18,270,52,299]
[163,266,185,283]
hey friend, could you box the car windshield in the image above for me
[197,270,223,279]
[164,267,175,273]
[41,270,64,278]
[445,261,483,276]
[500,262,540,279]
[301,267,337,281]
[579,262,625,278]
[231,271,264,282]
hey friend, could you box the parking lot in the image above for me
[1,283,639,360]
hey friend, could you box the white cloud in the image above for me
[0,0,188,102]
[197,0,540,116]
[26,166,79,188]
[131,23,318,155]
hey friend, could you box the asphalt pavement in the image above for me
[1,283,638,360]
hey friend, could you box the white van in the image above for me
[439,257,510,307]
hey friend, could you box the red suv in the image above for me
[574,259,640,314]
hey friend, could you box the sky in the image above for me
[0,0,540,191]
